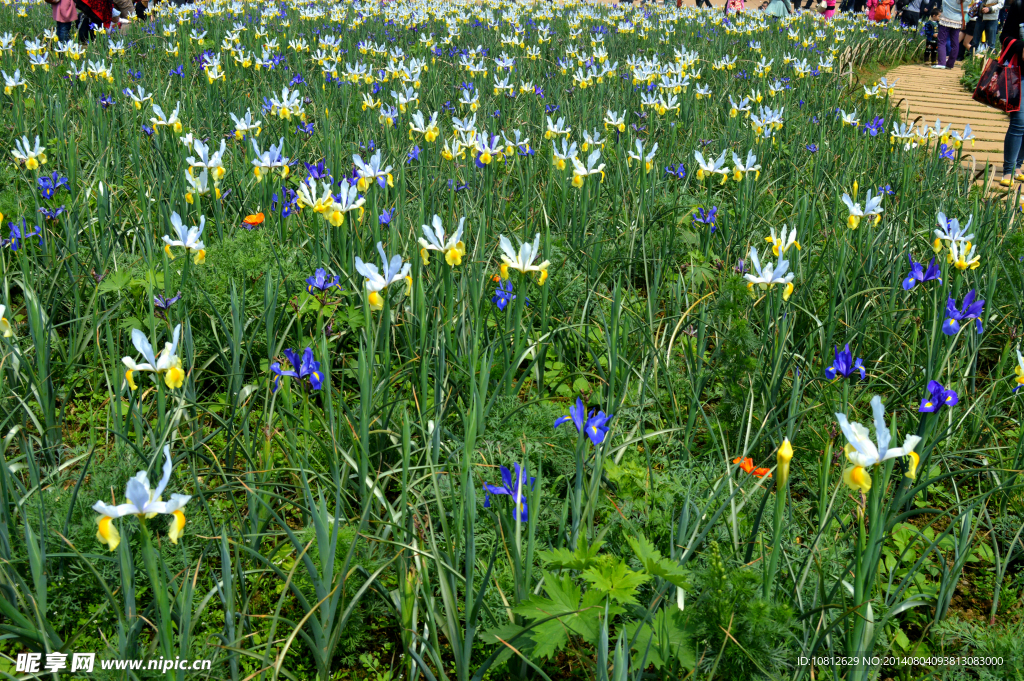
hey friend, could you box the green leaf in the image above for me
[624,607,695,670]
[627,535,691,589]
[582,559,650,605]
[513,571,623,658]
[97,270,132,294]
[572,376,591,393]
[118,316,142,332]
[538,539,605,570]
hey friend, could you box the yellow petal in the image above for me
[97,516,121,551]
[842,465,872,493]
[904,451,919,481]
[125,370,137,391]
[168,510,186,544]
[164,366,185,390]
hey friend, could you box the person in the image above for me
[44,0,77,42]
[75,0,111,42]
[696,0,713,6]
[973,0,1003,50]
[923,17,940,62]
[900,0,926,25]
[960,2,979,57]
[999,0,1024,185]
[724,0,744,13]
[933,0,966,68]
[765,0,792,15]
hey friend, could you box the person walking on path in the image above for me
[972,0,1003,50]
[999,0,1024,185]
[934,0,967,68]
[44,0,77,42]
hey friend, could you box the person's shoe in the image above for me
[1014,171,1024,182]
[1000,176,1013,187]
[931,63,947,68]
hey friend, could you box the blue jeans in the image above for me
[973,18,998,49]
[1004,108,1024,176]
[56,21,72,42]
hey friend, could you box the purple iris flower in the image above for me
[99,94,114,110]
[305,160,331,180]
[297,121,314,135]
[665,163,687,179]
[379,208,395,225]
[169,65,185,78]
[491,279,527,311]
[153,291,182,309]
[919,380,959,412]
[805,144,818,153]
[142,125,154,137]
[482,462,536,522]
[943,290,985,335]
[37,172,69,199]
[939,144,955,160]
[902,254,942,290]
[305,268,339,294]
[407,145,421,163]
[38,205,65,220]
[4,220,42,251]
[693,207,717,233]
[734,259,746,273]
[554,396,613,446]
[270,347,323,392]
[825,344,866,380]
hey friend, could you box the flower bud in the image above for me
[776,437,793,490]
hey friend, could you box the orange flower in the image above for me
[491,274,502,282]
[732,456,754,474]
[243,212,265,227]
[733,456,771,478]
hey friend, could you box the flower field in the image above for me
[1,0,1023,678]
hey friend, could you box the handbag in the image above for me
[972,39,1022,112]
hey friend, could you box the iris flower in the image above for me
[919,380,958,412]
[4,219,42,251]
[836,395,922,492]
[901,254,942,290]
[482,462,536,522]
[418,215,466,266]
[162,212,206,264]
[11,135,47,170]
[743,246,795,299]
[947,241,981,271]
[0,303,13,337]
[491,279,526,311]
[270,347,324,392]
[355,242,411,311]
[694,149,728,181]
[933,212,974,253]
[825,344,865,380]
[122,325,185,390]
[554,396,613,446]
[306,268,340,294]
[1014,346,1024,393]
[498,232,550,284]
[765,225,799,256]
[92,445,192,551]
[841,189,883,229]
[943,290,985,335]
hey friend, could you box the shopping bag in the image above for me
[972,39,1022,112]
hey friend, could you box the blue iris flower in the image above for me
[919,380,959,412]
[902,254,942,290]
[491,279,527,311]
[305,268,339,294]
[825,344,866,380]
[693,207,717,233]
[554,397,613,446]
[805,144,818,153]
[37,172,69,199]
[482,462,536,522]
[943,290,985,335]
[153,291,182,310]
[169,65,185,78]
[4,220,43,251]
[39,205,65,220]
[665,163,687,179]
[270,347,324,392]
[939,144,955,160]
[379,208,395,225]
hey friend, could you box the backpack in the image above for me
[875,0,892,19]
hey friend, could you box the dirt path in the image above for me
[888,61,1007,180]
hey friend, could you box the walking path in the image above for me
[888,61,1007,182]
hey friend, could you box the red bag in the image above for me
[973,40,1022,113]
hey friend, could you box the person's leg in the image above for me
[937,24,950,65]
[981,19,997,48]
[904,10,919,26]
[948,29,961,66]
[1002,108,1024,179]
